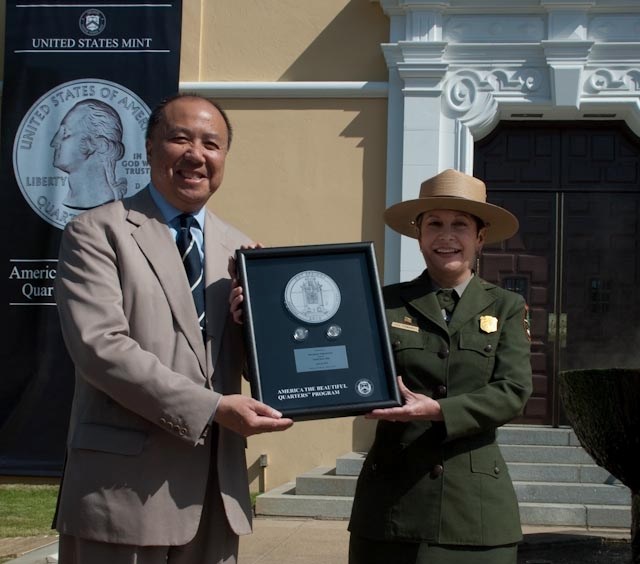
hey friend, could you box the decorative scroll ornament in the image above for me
[444,68,543,117]
[586,69,640,93]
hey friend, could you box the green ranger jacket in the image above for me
[349,271,533,546]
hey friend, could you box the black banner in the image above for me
[0,1,182,475]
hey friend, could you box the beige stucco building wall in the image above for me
[182,0,390,491]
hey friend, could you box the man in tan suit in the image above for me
[54,94,293,564]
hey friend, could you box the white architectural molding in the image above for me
[590,15,640,41]
[374,0,640,282]
[542,40,593,107]
[178,81,389,99]
[445,15,545,42]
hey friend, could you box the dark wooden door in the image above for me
[562,192,640,370]
[474,122,640,426]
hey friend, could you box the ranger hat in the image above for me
[384,168,519,244]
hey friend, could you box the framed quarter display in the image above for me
[236,242,400,420]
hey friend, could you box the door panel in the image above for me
[480,193,556,425]
[561,193,640,371]
[475,121,640,426]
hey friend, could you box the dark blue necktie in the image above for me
[176,214,205,336]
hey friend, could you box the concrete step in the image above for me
[294,466,627,506]
[519,502,631,529]
[296,467,357,497]
[507,462,619,484]
[256,486,632,529]
[514,481,630,506]
[499,444,595,465]
[497,425,580,446]
[256,426,631,529]
[255,482,353,520]
[336,451,365,476]
[336,451,606,478]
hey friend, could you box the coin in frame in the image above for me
[284,270,341,324]
[326,325,342,339]
[293,327,309,342]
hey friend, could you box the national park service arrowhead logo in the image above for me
[13,78,151,229]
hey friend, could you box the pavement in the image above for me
[0,519,631,564]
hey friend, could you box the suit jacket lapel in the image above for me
[126,190,207,375]
[204,211,234,381]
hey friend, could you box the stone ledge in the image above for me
[0,536,57,560]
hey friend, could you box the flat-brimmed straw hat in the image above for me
[384,169,519,244]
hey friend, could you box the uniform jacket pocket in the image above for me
[470,444,504,479]
[389,327,425,352]
[458,331,498,357]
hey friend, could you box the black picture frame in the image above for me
[236,242,400,421]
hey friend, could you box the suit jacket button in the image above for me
[430,464,444,478]
[484,344,493,352]
[160,417,167,425]
[393,340,401,348]
[494,466,500,474]
[437,348,449,359]
[435,385,447,398]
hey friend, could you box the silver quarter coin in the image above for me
[326,325,342,339]
[293,327,309,341]
[284,270,341,324]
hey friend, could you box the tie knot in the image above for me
[178,214,198,231]
[437,289,457,314]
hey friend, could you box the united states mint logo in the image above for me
[79,9,106,36]
[355,379,374,397]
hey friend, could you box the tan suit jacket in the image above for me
[54,188,253,546]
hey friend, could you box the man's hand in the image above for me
[365,376,443,422]
[214,395,294,437]
[229,279,245,325]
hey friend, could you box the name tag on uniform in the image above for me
[479,315,498,333]
[391,321,419,333]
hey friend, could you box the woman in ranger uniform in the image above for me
[348,169,533,564]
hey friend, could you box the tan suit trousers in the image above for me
[59,428,238,564]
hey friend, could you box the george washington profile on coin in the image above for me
[13,78,150,229]
[50,99,127,210]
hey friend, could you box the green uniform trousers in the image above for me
[349,533,517,564]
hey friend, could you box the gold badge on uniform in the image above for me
[479,315,498,333]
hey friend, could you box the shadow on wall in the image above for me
[279,0,389,82]
[219,98,388,257]
[339,105,388,255]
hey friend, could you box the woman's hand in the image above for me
[365,376,443,422]
[228,243,263,325]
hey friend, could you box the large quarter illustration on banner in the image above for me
[13,79,151,229]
